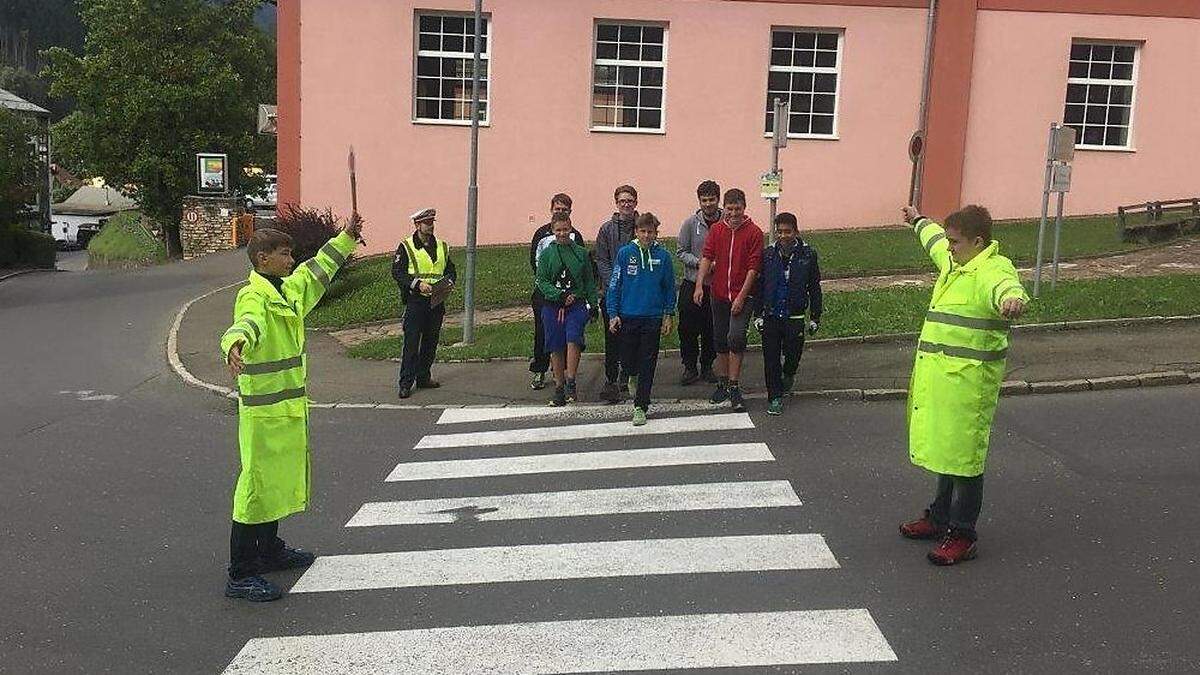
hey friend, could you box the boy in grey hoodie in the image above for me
[676,180,721,386]
[594,184,639,403]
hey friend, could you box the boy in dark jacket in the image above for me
[753,212,822,415]
[606,212,676,426]
[535,212,598,406]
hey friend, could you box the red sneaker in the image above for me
[899,510,944,540]
[928,533,977,566]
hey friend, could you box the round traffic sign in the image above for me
[185,210,200,224]
[908,131,924,162]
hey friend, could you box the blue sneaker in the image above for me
[259,547,317,573]
[225,575,282,602]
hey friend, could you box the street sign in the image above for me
[1050,163,1072,193]
[760,171,782,200]
[184,209,200,224]
[771,98,789,148]
[1051,125,1077,163]
[908,131,924,162]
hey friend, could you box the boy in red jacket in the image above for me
[693,188,763,412]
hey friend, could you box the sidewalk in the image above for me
[176,282,1200,406]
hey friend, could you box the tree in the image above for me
[44,0,275,256]
[0,105,37,224]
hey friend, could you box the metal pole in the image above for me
[768,97,784,244]
[1051,190,1065,288]
[462,0,483,344]
[911,0,937,209]
[1032,122,1056,298]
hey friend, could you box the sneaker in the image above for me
[565,379,577,403]
[680,368,700,386]
[550,386,567,407]
[709,383,729,404]
[225,575,282,602]
[729,386,746,412]
[530,372,546,390]
[601,382,622,404]
[259,547,317,573]
[397,383,413,399]
[928,532,977,566]
[899,510,944,540]
[632,407,648,426]
[416,379,441,389]
[767,398,784,416]
[700,367,718,384]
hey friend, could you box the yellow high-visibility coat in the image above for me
[219,232,356,524]
[907,218,1029,477]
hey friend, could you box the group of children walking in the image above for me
[216,185,1030,602]
[530,181,823,424]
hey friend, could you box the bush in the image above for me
[270,205,345,265]
[87,211,167,268]
[0,223,57,269]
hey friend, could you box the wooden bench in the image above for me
[1118,198,1200,242]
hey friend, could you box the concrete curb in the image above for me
[167,282,1200,410]
[0,267,58,283]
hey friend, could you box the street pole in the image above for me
[768,97,786,243]
[462,0,483,344]
[1032,122,1056,298]
[910,0,937,209]
[1051,188,1065,288]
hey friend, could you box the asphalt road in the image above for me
[1,257,1197,673]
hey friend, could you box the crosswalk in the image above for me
[224,406,898,673]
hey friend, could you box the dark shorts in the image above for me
[541,303,589,353]
[711,298,752,353]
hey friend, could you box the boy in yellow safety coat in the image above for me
[219,216,362,601]
[898,204,1028,566]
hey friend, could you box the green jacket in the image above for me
[219,232,356,523]
[535,241,597,306]
[906,218,1029,477]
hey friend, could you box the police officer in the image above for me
[392,207,457,398]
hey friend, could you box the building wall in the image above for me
[961,9,1200,220]
[296,0,926,249]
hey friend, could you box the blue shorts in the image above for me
[541,303,589,353]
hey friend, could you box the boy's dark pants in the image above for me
[929,473,984,540]
[600,300,625,384]
[398,298,445,388]
[677,280,715,374]
[229,520,284,579]
[620,317,663,410]
[529,292,549,375]
[762,316,805,399]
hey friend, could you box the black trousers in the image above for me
[398,298,445,387]
[677,280,715,373]
[620,317,663,410]
[929,473,985,540]
[600,299,625,384]
[229,520,283,580]
[762,317,806,399]
[529,293,549,374]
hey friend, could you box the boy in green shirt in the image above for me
[535,212,598,406]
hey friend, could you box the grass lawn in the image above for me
[86,211,167,267]
[312,214,1138,329]
[346,273,1200,361]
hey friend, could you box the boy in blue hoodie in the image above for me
[607,212,676,426]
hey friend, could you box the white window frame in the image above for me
[1063,39,1140,152]
[413,10,492,127]
[763,27,844,140]
[589,20,669,135]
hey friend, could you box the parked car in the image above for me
[244,174,277,211]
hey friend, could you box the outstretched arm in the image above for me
[902,205,951,274]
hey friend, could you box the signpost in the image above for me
[462,0,484,344]
[1033,122,1076,296]
[765,97,789,243]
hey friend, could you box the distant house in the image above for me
[0,87,51,229]
[50,185,138,249]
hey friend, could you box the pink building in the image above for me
[276,0,1200,250]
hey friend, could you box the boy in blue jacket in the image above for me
[607,212,676,426]
[754,212,823,415]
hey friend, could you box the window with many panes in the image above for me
[766,28,842,137]
[414,12,490,123]
[1062,41,1137,149]
[591,22,666,132]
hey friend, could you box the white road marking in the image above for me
[290,533,836,593]
[414,412,754,449]
[348,480,799,526]
[223,609,897,673]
